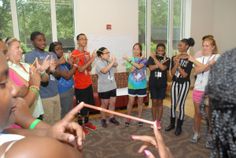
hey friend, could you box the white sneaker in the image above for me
[191,132,200,143]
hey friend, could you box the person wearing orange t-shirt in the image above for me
[71,33,96,134]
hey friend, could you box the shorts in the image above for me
[128,88,146,97]
[150,87,166,99]
[192,90,204,104]
[99,89,116,99]
[75,85,95,116]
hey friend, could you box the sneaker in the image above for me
[138,122,143,127]
[84,122,97,130]
[101,119,107,128]
[156,121,162,130]
[83,127,90,135]
[191,132,200,143]
[109,117,120,125]
[125,122,130,127]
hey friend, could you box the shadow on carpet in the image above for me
[83,106,210,158]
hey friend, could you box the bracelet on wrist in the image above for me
[29,85,39,96]
[40,71,46,77]
[29,119,41,129]
[29,85,39,91]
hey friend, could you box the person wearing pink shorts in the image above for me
[192,90,204,105]
[189,36,220,143]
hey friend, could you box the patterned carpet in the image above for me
[83,106,210,158]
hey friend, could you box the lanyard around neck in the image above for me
[201,55,214,76]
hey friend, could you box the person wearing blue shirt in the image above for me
[49,41,78,118]
[24,31,61,125]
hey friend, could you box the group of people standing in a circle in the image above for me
[95,35,220,150]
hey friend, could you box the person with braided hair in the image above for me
[147,43,170,129]
[200,48,236,158]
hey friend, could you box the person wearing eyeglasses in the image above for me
[95,47,120,128]
[71,33,97,134]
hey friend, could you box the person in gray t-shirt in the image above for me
[95,47,120,128]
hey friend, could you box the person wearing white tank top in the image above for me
[188,36,220,144]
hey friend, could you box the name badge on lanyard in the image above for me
[108,75,113,81]
[50,74,56,81]
[135,73,142,80]
[175,70,180,77]
[155,71,162,78]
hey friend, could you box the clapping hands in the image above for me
[34,55,50,73]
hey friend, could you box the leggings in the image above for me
[170,81,190,120]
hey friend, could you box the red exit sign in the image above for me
[106,24,112,30]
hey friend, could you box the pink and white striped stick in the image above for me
[83,103,155,125]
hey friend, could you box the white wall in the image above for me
[74,0,139,72]
[213,0,236,53]
[190,0,214,52]
[191,0,236,53]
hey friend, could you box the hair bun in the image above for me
[97,47,107,57]
[187,38,195,47]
